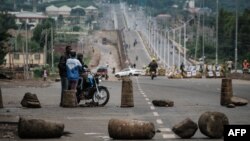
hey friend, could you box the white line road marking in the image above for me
[158,128,172,132]
[142,95,147,97]
[67,117,84,120]
[162,134,177,139]
[147,102,151,105]
[84,133,103,135]
[156,119,163,124]
[153,112,159,116]
[150,106,155,110]
[145,98,149,101]
[97,136,110,139]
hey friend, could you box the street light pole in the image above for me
[172,29,175,66]
[235,0,238,72]
[216,0,219,64]
[184,23,187,65]
[51,27,54,72]
[167,31,170,68]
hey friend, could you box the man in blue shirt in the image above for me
[66,50,82,90]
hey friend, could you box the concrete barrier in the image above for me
[121,77,134,107]
[220,78,233,106]
[108,119,155,139]
[198,111,229,138]
[62,90,77,107]
[18,117,64,138]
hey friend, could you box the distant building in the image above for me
[9,10,48,29]
[45,5,71,18]
[4,52,45,68]
[85,5,99,19]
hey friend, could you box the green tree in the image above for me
[0,12,16,65]
[32,18,56,49]
[238,9,250,62]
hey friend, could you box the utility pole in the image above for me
[184,23,187,65]
[164,30,166,68]
[216,0,219,64]
[51,27,54,72]
[167,31,170,68]
[44,30,48,66]
[25,19,29,79]
[195,12,200,62]
[178,27,181,67]
[172,29,175,66]
[235,0,238,72]
[202,0,205,64]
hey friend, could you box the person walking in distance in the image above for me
[43,68,48,81]
[242,59,249,74]
[58,45,72,106]
[66,50,82,90]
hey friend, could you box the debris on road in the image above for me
[231,96,248,106]
[172,118,198,138]
[152,99,174,107]
[21,92,41,108]
[198,111,229,138]
[108,119,155,140]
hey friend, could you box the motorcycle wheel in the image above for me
[92,86,110,106]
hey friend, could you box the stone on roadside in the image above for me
[21,92,41,108]
[231,96,248,106]
[198,111,229,138]
[18,117,64,138]
[152,100,174,107]
[172,118,198,138]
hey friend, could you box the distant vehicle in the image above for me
[96,66,108,80]
[115,68,144,77]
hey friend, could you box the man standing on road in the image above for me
[58,45,72,106]
[66,50,82,90]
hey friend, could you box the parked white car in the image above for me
[115,68,144,77]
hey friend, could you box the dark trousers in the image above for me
[60,76,68,106]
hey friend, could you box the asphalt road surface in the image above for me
[1,77,249,141]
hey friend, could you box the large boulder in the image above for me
[21,92,41,108]
[18,117,64,138]
[231,96,248,106]
[172,118,198,138]
[108,119,155,139]
[198,111,229,138]
[152,100,174,107]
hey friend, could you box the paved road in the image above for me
[1,78,249,141]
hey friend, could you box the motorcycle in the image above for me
[76,72,110,106]
[150,71,156,80]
